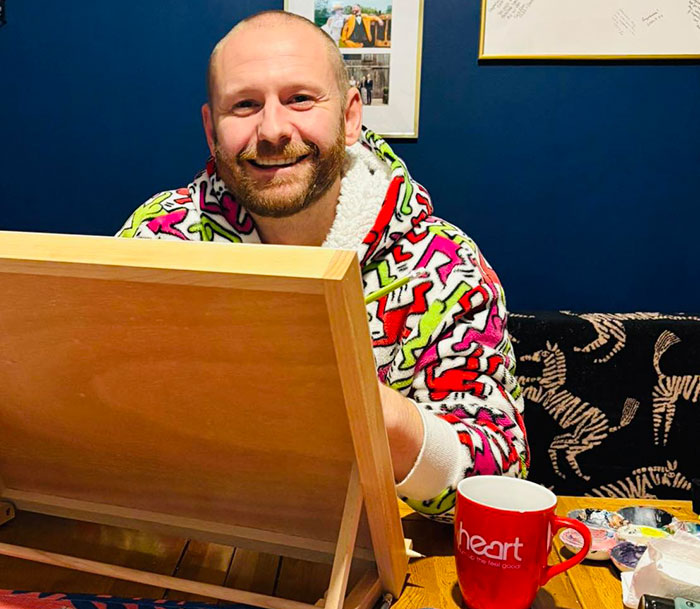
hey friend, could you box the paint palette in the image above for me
[617,506,674,529]
[559,526,618,560]
[567,509,628,530]
[616,524,670,545]
[610,541,647,572]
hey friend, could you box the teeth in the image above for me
[252,156,304,167]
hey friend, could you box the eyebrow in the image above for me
[218,81,329,103]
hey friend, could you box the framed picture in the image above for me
[480,0,700,60]
[285,0,424,138]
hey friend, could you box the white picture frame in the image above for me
[285,0,423,138]
[480,0,700,60]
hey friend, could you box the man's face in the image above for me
[206,22,348,218]
[352,5,361,15]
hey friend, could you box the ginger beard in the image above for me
[214,121,346,219]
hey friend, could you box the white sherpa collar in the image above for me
[322,142,392,251]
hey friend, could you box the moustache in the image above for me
[237,141,317,163]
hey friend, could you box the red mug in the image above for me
[455,476,591,609]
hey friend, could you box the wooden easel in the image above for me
[0,232,409,609]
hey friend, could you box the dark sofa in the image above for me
[510,311,700,499]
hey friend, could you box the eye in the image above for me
[287,94,314,108]
[231,100,260,115]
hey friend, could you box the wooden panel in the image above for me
[275,558,369,606]
[165,545,281,603]
[0,230,404,599]
[324,263,408,596]
[227,549,281,598]
[164,540,234,602]
[0,261,358,546]
[276,558,333,604]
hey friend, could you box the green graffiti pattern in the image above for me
[403,487,456,517]
[363,259,398,289]
[187,215,243,242]
[116,192,171,238]
[364,130,414,216]
[428,222,477,253]
[400,282,471,370]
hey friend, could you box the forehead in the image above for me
[213,22,335,97]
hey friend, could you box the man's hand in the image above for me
[377,382,424,483]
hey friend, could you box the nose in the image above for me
[257,98,293,147]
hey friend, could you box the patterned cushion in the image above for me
[510,311,700,499]
[0,591,252,609]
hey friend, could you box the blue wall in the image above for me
[1,1,699,311]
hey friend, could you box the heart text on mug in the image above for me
[457,522,524,563]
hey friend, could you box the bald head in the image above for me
[206,10,350,114]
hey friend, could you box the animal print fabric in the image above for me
[116,128,528,522]
[511,311,700,499]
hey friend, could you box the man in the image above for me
[117,10,528,522]
[320,2,346,45]
[365,72,373,104]
[340,4,383,48]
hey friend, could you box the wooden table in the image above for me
[0,496,695,608]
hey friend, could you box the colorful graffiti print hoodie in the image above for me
[117,128,529,522]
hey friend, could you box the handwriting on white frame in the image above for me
[489,0,535,20]
[690,0,700,30]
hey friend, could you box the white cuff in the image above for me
[395,402,463,501]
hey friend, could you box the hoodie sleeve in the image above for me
[385,236,529,523]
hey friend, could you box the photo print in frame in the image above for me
[285,0,424,138]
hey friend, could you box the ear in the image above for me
[343,86,363,146]
[201,103,216,157]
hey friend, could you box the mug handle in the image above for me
[540,516,592,585]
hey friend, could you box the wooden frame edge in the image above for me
[0,541,316,609]
[324,465,363,609]
[0,231,349,282]
[2,489,375,564]
[479,0,487,59]
[323,260,408,597]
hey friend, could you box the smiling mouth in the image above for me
[247,155,309,169]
